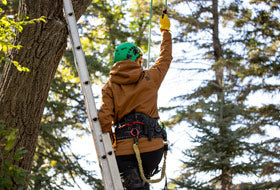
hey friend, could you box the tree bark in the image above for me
[0,0,91,186]
[212,0,232,190]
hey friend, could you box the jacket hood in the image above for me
[110,60,143,85]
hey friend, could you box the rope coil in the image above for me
[133,143,167,183]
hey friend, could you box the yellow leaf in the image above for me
[248,52,253,59]
[22,67,30,72]
[2,0,7,5]
[2,45,7,53]
[50,160,57,166]
[9,165,14,170]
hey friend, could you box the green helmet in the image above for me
[114,43,143,63]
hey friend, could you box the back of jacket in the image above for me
[98,30,172,134]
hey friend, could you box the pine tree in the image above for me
[167,0,280,189]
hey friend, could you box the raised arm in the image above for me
[147,13,172,88]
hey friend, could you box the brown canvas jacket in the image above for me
[98,30,172,155]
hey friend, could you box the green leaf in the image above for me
[4,140,14,151]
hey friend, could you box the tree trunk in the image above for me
[0,0,91,188]
[212,0,232,189]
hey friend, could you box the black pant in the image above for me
[116,147,164,190]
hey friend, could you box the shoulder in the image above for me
[102,80,113,95]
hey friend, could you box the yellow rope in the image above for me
[133,143,167,183]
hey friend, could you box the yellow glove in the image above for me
[160,10,170,31]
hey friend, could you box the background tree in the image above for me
[0,0,45,188]
[30,60,104,189]
[0,0,92,189]
[166,0,280,189]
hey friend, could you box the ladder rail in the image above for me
[63,0,123,189]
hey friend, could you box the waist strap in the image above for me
[115,113,165,141]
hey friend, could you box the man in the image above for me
[98,11,172,190]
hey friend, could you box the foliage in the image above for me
[0,1,47,189]
[79,0,130,68]
[30,60,103,189]
[166,0,280,189]
[0,121,28,189]
[0,0,45,72]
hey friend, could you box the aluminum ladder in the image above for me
[63,0,123,189]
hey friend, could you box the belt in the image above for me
[115,112,166,141]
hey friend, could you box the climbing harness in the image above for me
[116,112,169,184]
[115,112,166,141]
[147,0,168,69]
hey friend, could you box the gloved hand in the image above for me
[160,9,170,31]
